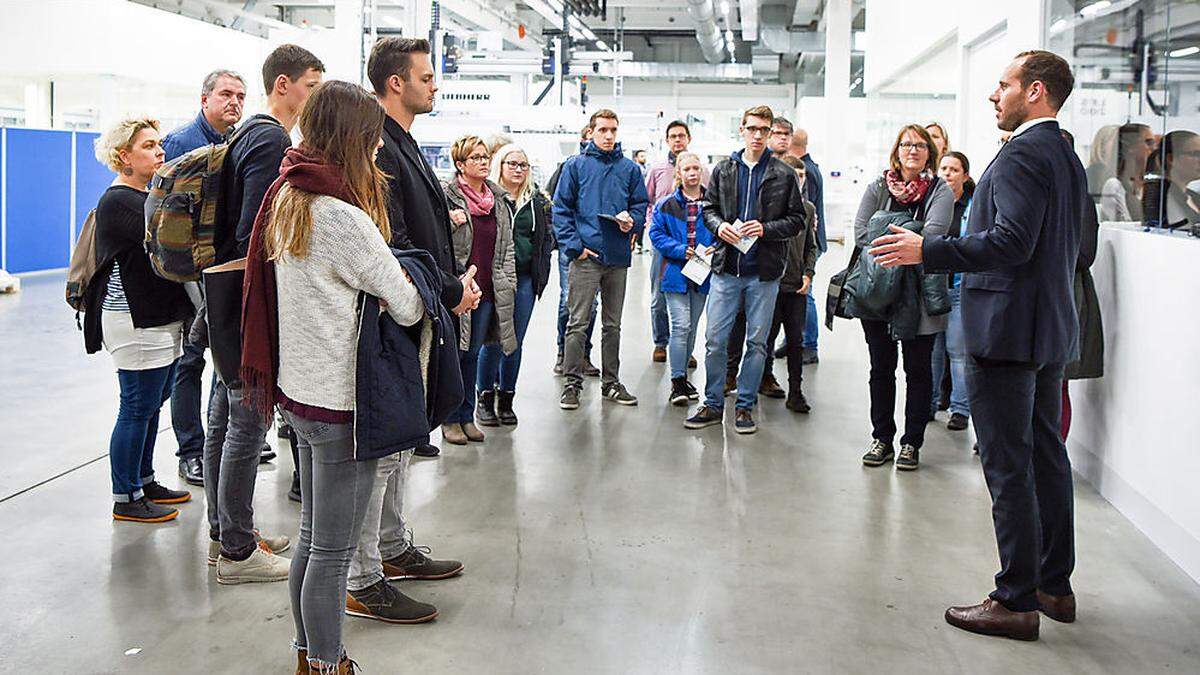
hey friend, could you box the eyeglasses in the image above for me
[503,161,530,170]
[466,154,491,163]
[743,125,771,137]
[899,142,929,152]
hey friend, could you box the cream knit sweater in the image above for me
[276,195,423,411]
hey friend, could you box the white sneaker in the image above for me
[254,529,291,555]
[217,543,290,585]
[208,540,220,567]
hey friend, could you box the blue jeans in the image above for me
[650,251,670,348]
[449,299,495,423]
[109,361,177,501]
[170,339,207,459]
[703,274,781,410]
[478,274,536,392]
[556,251,596,354]
[665,289,706,379]
[802,251,821,350]
[204,378,270,558]
[945,287,970,417]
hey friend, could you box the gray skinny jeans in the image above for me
[282,411,378,671]
[204,380,269,558]
[346,449,413,592]
[563,257,628,387]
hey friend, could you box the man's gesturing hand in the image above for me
[868,224,924,268]
[717,222,742,245]
[452,265,482,315]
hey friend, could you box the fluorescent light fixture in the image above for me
[718,1,730,14]
[1079,1,1112,17]
[1050,18,1069,34]
[1169,46,1200,58]
[725,29,734,44]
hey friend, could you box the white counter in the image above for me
[1070,222,1200,583]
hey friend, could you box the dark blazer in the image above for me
[354,248,463,461]
[378,115,463,310]
[924,120,1085,365]
[702,153,806,281]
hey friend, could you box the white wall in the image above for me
[1071,225,1200,584]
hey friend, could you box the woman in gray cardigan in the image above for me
[440,135,517,446]
[855,124,953,472]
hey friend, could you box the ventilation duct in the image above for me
[685,0,726,65]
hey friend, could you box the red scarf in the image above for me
[240,145,356,422]
[884,169,933,205]
[456,176,495,217]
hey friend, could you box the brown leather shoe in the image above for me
[462,421,485,442]
[945,598,1039,641]
[652,346,667,363]
[1037,590,1077,623]
[296,649,309,674]
[758,373,786,399]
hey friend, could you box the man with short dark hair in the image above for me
[768,116,794,157]
[204,43,324,586]
[868,50,1085,641]
[339,36,470,626]
[556,109,650,409]
[645,120,709,365]
[162,69,248,487]
[685,105,805,434]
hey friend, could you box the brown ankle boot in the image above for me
[295,649,309,674]
[338,654,358,674]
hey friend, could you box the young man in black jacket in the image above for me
[337,36,472,627]
[685,105,805,434]
[205,44,323,585]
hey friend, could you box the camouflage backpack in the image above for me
[144,117,280,282]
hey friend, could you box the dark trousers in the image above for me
[170,339,207,459]
[967,358,1074,612]
[861,319,934,449]
[765,291,808,394]
[726,308,781,383]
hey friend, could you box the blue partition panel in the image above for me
[4,129,72,273]
[74,131,111,244]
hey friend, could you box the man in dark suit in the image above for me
[868,50,1085,641]
[337,37,477,627]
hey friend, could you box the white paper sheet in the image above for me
[681,256,711,285]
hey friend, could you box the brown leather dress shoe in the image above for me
[1037,590,1077,623]
[652,346,667,363]
[945,598,1039,641]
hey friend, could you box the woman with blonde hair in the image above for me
[441,135,517,444]
[475,144,553,426]
[84,116,193,523]
[647,151,715,405]
[240,80,424,674]
[925,122,951,157]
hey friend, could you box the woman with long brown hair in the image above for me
[240,80,423,674]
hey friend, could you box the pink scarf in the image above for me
[884,169,934,205]
[456,176,495,217]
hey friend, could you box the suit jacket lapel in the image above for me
[386,118,446,206]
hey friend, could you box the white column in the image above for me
[24,82,51,129]
[822,0,852,156]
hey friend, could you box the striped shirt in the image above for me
[102,262,130,312]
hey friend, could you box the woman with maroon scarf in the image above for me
[440,135,517,446]
[855,124,953,472]
[240,80,423,674]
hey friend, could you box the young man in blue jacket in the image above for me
[555,109,650,409]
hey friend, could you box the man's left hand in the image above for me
[868,224,924,268]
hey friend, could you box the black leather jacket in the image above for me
[701,153,806,280]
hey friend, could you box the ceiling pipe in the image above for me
[685,0,726,64]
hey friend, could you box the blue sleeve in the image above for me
[648,202,688,263]
[808,165,827,251]
[627,165,650,232]
[924,147,1047,272]
[552,160,582,260]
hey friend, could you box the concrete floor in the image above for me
[1,250,1198,674]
